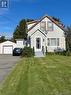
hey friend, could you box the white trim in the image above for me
[30,29,46,37]
[34,36,42,52]
[47,38,60,47]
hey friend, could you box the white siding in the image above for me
[28,23,36,29]
[28,16,66,52]
[16,40,25,48]
[0,41,17,54]
[30,30,46,52]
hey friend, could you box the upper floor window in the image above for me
[47,21,53,31]
[40,21,46,31]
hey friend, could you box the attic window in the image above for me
[47,21,53,31]
[40,21,46,31]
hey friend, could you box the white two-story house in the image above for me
[27,15,66,54]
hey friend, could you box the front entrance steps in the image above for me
[35,51,45,57]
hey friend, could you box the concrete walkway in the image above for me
[35,51,45,57]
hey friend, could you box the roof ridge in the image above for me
[28,15,65,32]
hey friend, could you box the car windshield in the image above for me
[14,48,22,51]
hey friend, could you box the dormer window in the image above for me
[40,21,46,31]
[47,21,53,31]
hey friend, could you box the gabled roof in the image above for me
[27,20,38,25]
[0,41,16,44]
[28,15,65,32]
[31,29,46,37]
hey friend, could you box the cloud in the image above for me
[0,30,13,38]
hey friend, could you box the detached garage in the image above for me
[0,41,17,54]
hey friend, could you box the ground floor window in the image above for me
[47,38,59,46]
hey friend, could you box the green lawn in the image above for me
[0,55,71,95]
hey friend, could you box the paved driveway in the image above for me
[0,55,20,84]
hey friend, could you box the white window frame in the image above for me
[47,38,59,46]
[36,38,41,49]
[47,21,53,31]
[40,21,46,31]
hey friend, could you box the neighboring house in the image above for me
[28,15,66,54]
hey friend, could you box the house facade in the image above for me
[28,15,66,53]
[0,15,66,55]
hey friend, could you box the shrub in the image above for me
[62,50,67,56]
[47,52,55,55]
[55,50,71,56]
[33,47,35,56]
[47,50,71,56]
[21,46,34,57]
[65,51,71,56]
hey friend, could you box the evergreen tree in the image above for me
[0,36,6,43]
[13,19,27,40]
[65,26,71,51]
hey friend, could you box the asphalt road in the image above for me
[0,55,20,84]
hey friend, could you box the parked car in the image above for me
[13,48,23,56]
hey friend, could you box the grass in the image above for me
[0,55,71,95]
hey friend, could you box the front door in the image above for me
[35,37,42,52]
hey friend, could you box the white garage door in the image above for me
[3,46,13,54]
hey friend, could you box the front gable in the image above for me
[28,15,65,38]
[31,29,46,37]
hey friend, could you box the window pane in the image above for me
[36,38,41,49]
[57,38,59,46]
[47,38,50,46]
[47,21,53,31]
[51,38,56,46]
[40,21,46,31]
[47,38,59,46]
